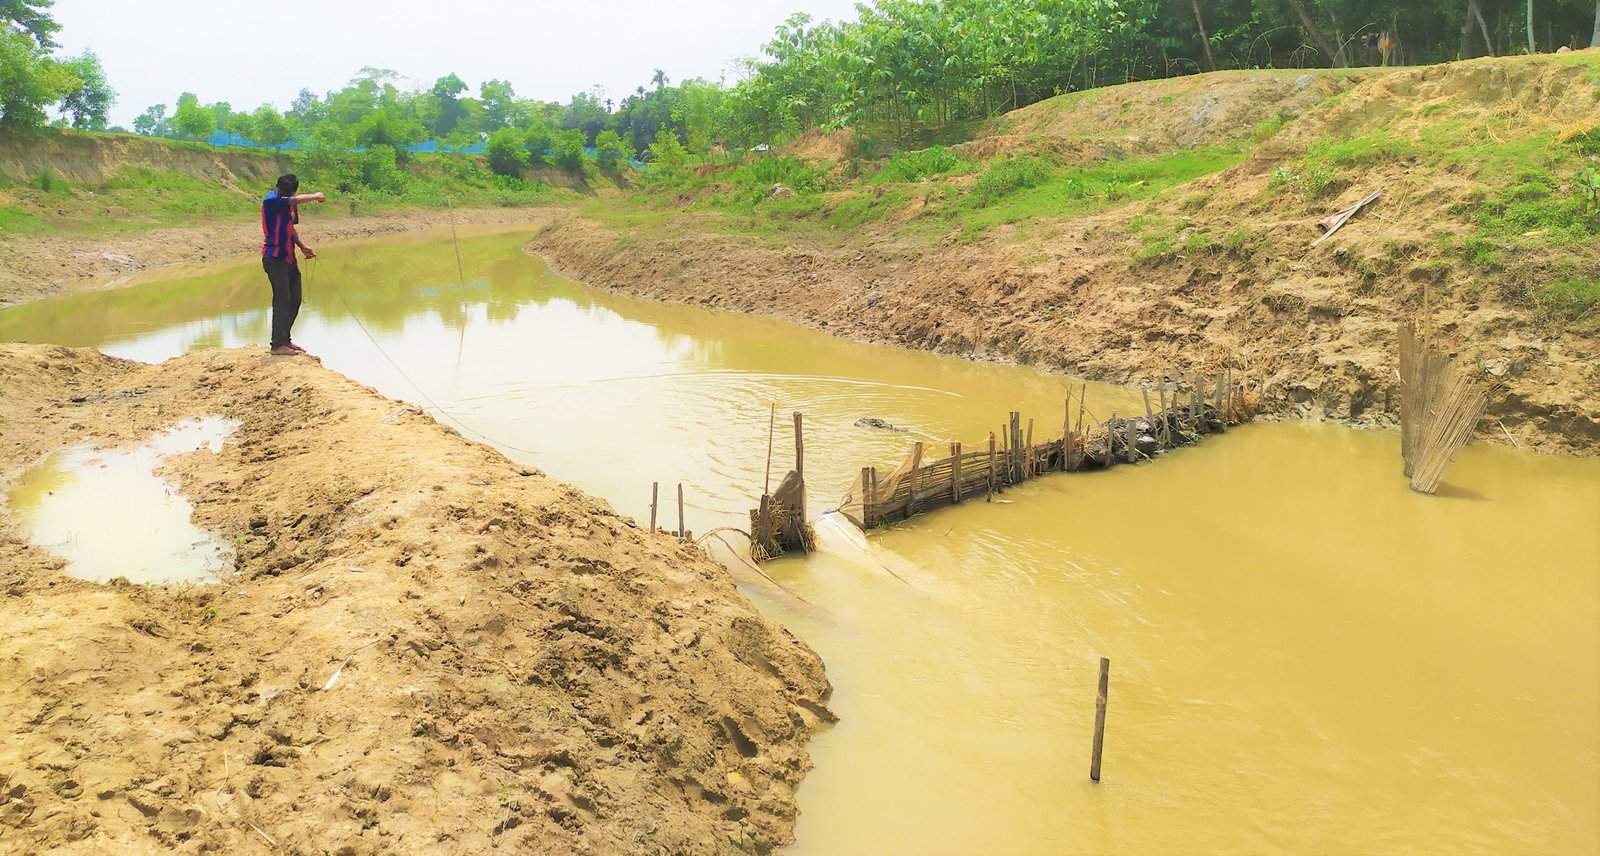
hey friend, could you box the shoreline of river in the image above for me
[524,212,1599,458]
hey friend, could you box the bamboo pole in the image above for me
[650,481,659,531]
[763,403,776,495]
[1090,657,1110,783]
[987,433,997,500]
[677,483,686,539]
[951,442,963,504]
[1025,418,1034,478]
[907,442,925,516]
[1061,396,1072,472]
[793,411,805,479]
[860,467,872,528]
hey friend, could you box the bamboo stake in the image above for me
[650,482,659,531]
[1025,418,1035,478]
[1090,657,1110,783]
[763,403,776,495]
[951,442,963,504]
[987,433,997,500]
[792,411,805,479]
[907,442,925,516]
[860,467,872,528]
[1061,396,1072,472]
[677,483,686,539]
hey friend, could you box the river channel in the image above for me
[2,227,1595,854]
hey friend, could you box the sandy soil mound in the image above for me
[982,69,1374,157]
[0,344,831,855]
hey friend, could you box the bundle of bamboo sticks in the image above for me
[1398,321,1490,494]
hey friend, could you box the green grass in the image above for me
[1537,276,1600,321]
[874,146,973,183]
[948,145,1247,237]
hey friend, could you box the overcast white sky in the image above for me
[52,0,863,127]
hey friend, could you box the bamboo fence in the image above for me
[838,372,1254,531]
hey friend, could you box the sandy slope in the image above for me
[0,344,831,855]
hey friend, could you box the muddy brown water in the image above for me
[2,228,1595,854]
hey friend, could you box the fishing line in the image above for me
[308,255,541,456]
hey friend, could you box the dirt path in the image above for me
[0,343,831,854]
[0,207,562,307]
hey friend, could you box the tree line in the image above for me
[4,0,1598,174]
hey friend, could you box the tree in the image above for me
[132,103,166,136]
[594,129,630,172]
[1592,0,1599,46]
[223,110,255,143]
[173,92,214,140]
[651,68,670,88]
[560,89,608,143]
[0,0,59,48]
[479,78,523,129]
[251,104,290,147]
[288,87,322,124]
[485,126,528,176]
[524,121,555,164]
[209,100,233,133]
[646,124,687,176]
[57,50,112,129]
[429,72,467,136]
[0,29,74,128]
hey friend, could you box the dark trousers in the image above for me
[263,256,302,348]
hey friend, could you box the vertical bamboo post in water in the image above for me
[677,483,686,539]
[1061,396,1073,472]
[906,442,925,516]
[1025,418,1035,478]
[1090,657,1110,783]
[987,433,997,500]
[860,467,873,529]
[793,411,804,478]
[650,482,659,531]
[951,442,963,504]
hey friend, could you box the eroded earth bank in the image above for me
[0,343,831,855]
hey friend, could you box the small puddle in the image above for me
[7,417,239,584]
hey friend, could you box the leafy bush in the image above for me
[594,130,630,173]
[485,127,528,177]
[878,145,968,183]
[973,155,1051,206]
[550,128,587,172]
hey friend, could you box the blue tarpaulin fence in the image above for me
[204,131,487,154]
[203,131,643,168]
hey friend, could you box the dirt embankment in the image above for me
[0,207,562,308]
[526,208,1594,455]
[0,343,831,855]
[529,57,1600,455]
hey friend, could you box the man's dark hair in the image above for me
[275,174,299,196]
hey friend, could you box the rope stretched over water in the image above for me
[307,255,542,456]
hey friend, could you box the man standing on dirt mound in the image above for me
[261,174,326,356]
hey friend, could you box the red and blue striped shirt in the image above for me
[261,190,299,264]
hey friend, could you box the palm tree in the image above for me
[651,69,670,88]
